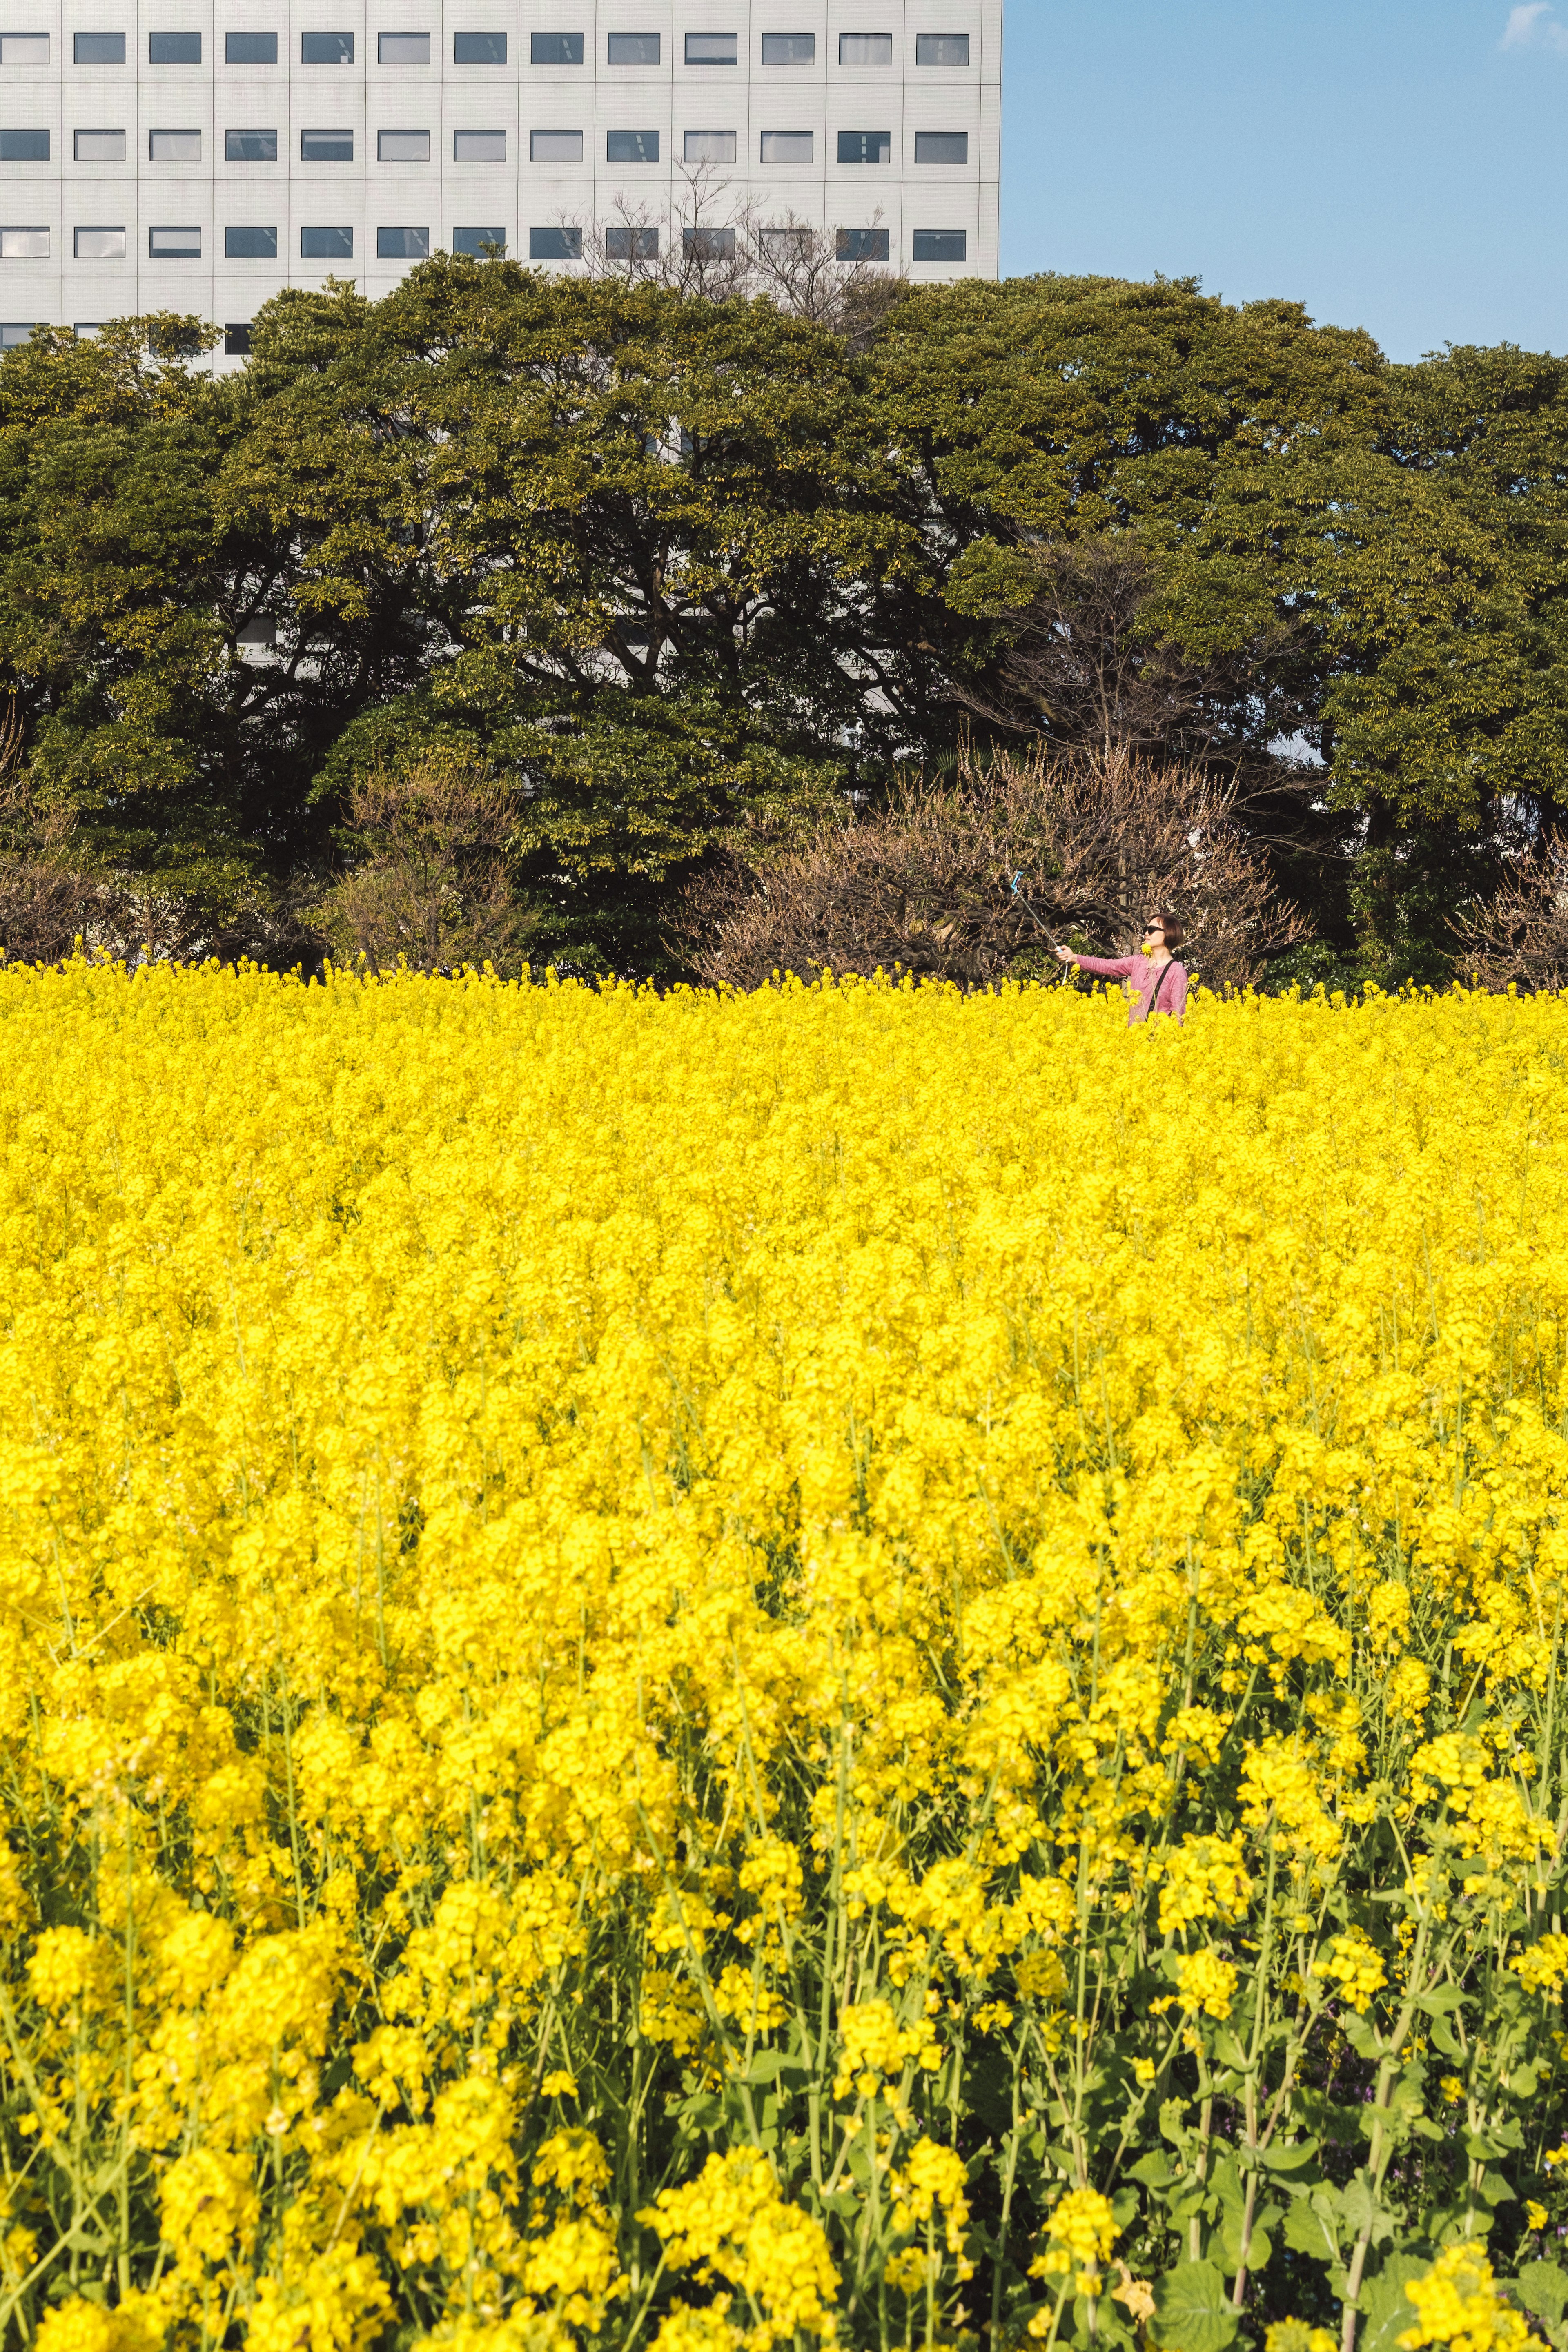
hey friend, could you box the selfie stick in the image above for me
[1010,873,1074,982]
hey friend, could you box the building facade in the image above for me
[0,0,999,346]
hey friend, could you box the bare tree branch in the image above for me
[670,744,1309,993]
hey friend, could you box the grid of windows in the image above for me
[0,13,991,310]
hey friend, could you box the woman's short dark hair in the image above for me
[1154,913,1185,953]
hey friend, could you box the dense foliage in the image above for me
[5,964,1568,2352]
[3,267,1568,975]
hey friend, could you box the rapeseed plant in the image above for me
[0,963,1567,2352]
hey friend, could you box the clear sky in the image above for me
[999,1,1568,363]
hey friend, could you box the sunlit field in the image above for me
[3,964,1568,2352]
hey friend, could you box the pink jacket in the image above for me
[1074,953,1188,1024]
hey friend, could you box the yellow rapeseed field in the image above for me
[3,962,1568,2352]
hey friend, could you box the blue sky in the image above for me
[999,2,1568,363]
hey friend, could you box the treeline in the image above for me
[1,258,1567,984]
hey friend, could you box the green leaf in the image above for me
[1344,2013,1383,2061]
[1358,2255,1430,2352]
[1150,2261,1240,2352]
[1282,2199,1341,2264]
[1418,1985,1467,2016]
[1517,2261,1568,2325]
[1130,2151,1179,2191]
[1257,2138,1321,2173]
[1339,2177,1396,2246]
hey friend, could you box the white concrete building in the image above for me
[0,0,999,349]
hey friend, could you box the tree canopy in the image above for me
[0,262,1565,980]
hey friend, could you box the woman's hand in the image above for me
[1054,945,1078,966]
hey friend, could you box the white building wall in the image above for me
[0,0,999,340]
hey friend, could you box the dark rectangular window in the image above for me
[760,31,812,60]
[224,223,276,255]
[452,224,505,254]
[300,223,352,255]
[682,224,734,255]
[225,31,277,61]
[457,31,508,60]
[73,31,125,62]
[913,131,967,163]
[0,321,38,346]
[606,30,658,62]
[911,228,965,262]
[148,32,200,61]
[835,226,888,260]
[376,223,428,257]
[528,223,581,258]
[301,31,353,61]
[915,32,969,64]
[223,321,252,353]
[605,127,657,160]
[605,223,657,258]
[0,129,47,158]
[226,127,278,158]
[301,127,353,158]
[836,129,888,163]
[528,31,579,62]
[684,29,735,60]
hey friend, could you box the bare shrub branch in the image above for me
[671,745,1309,994]
[312,757,542,976]
[1451,833,1568,993]
[580,166,907,340]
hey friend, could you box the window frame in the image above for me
[912,130,967,164]
[147,222,202,256]
[147,32,202,63]
[374,223,429,258]
[223,224,277,256]
[71,33,123,64]
[914,32,969,65]
[376,127,432,161]
[225,33,278,62]
[684,30,737,62]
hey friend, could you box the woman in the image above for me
[1054,914,1188,1024]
